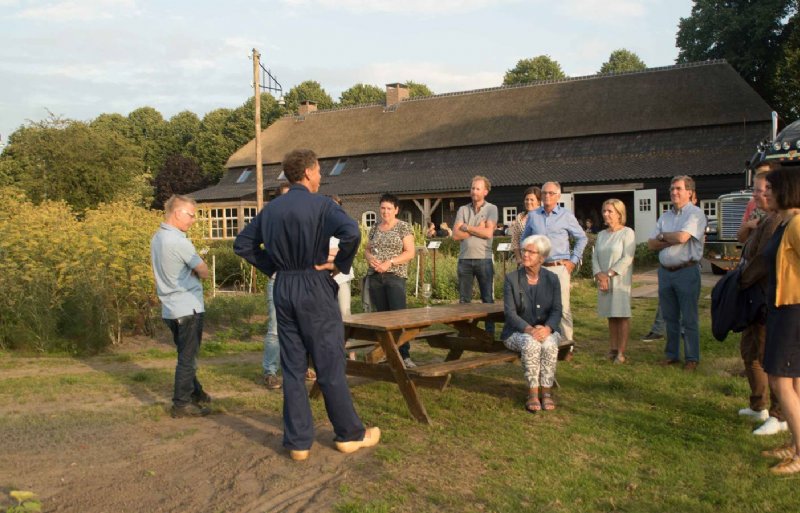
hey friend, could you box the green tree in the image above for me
[503,55,566,85]
[151,155,208,210]
[90,113,131,139]
[193,108,239,182]
[599,49,647,74]
[406,80,434,98]
[127,106,166,173]
[676,0,797,119]
[0,115,145,211]
[339,83,386,106]
[162,110,201,159]
[227,93,283,145]
[771,11,800,122]
[283,80,335,113]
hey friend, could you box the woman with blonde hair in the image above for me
[592,199,635,363]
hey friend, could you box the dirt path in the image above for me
[1,351,379,513]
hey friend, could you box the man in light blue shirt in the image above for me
[151,195,211,418]
[648,175,707,371]
[522,181,587,347]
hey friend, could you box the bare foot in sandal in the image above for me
[525,387,541,413]
[541,389,556,411]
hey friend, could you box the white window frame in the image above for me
[208,207,239,239]
[362,211,377,228]
[658,201,672,217]
[700,199,718,220]
[502,207,517,225]
[243,207,258,226]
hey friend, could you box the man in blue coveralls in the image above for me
[234,148,379,461]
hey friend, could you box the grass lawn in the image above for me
[1,278,797,512]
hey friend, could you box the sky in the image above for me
[0,0,695,148]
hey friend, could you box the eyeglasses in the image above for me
[522,249,540,256]
[541,191,559,196]
[180,210,196,219]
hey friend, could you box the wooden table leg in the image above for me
[379,330,431,424]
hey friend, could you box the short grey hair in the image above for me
[520,234,552,260]
[542,181,561,193]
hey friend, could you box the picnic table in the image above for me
[313,302,570,424]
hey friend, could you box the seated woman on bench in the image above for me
[501,234,563,413]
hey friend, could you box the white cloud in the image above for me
[16,0,139,21]
[280,0,516,14]
[555,0,647,21]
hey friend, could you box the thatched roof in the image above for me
[225,61,771,169]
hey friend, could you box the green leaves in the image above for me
[599,49,647,74]
[503,55,567,85]
[676,0,799,122]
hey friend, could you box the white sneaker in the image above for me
[403,357,417,369]
[738,407,769,422]
[753,416,789,436]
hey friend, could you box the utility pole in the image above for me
[253,48,264,210]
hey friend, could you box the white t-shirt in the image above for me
[330,237,355,284]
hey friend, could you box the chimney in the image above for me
[298,100,317,116]
[385,83,409,107]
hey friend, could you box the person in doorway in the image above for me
[150,195,212,418]
[592,199,635,364]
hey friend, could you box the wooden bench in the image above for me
[410,350,520,377]
[407,342,574,378]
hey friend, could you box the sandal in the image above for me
[763,443,796,460]
[614,354,626,364]
[525,395,541,413]
[541,392,556,411]
[606,350,618,361]
[771,455,800,475]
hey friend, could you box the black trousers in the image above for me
[164,312,205,407]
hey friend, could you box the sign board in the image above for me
[496,243,511,252]
[427,241,442,249]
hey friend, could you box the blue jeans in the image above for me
[263,278,280,375]
[658,265,701,362]
[368,272,411,359]
[164,312,205,407]
[457,258,495,334]
[650,304,665,335]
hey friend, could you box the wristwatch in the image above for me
[657,233,665,242]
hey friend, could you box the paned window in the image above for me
[362,211,377,228]
[502,207,517,225]
[243,207,258,226]
[700,200,718,220]
[208,208,239,238]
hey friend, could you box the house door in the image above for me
[633,189,657,244]
[558,193,574,212]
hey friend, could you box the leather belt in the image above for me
[660,261,698,272]
[543,260,570,267]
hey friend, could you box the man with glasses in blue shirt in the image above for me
[151,195,212,418]
[522,181,587,356]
